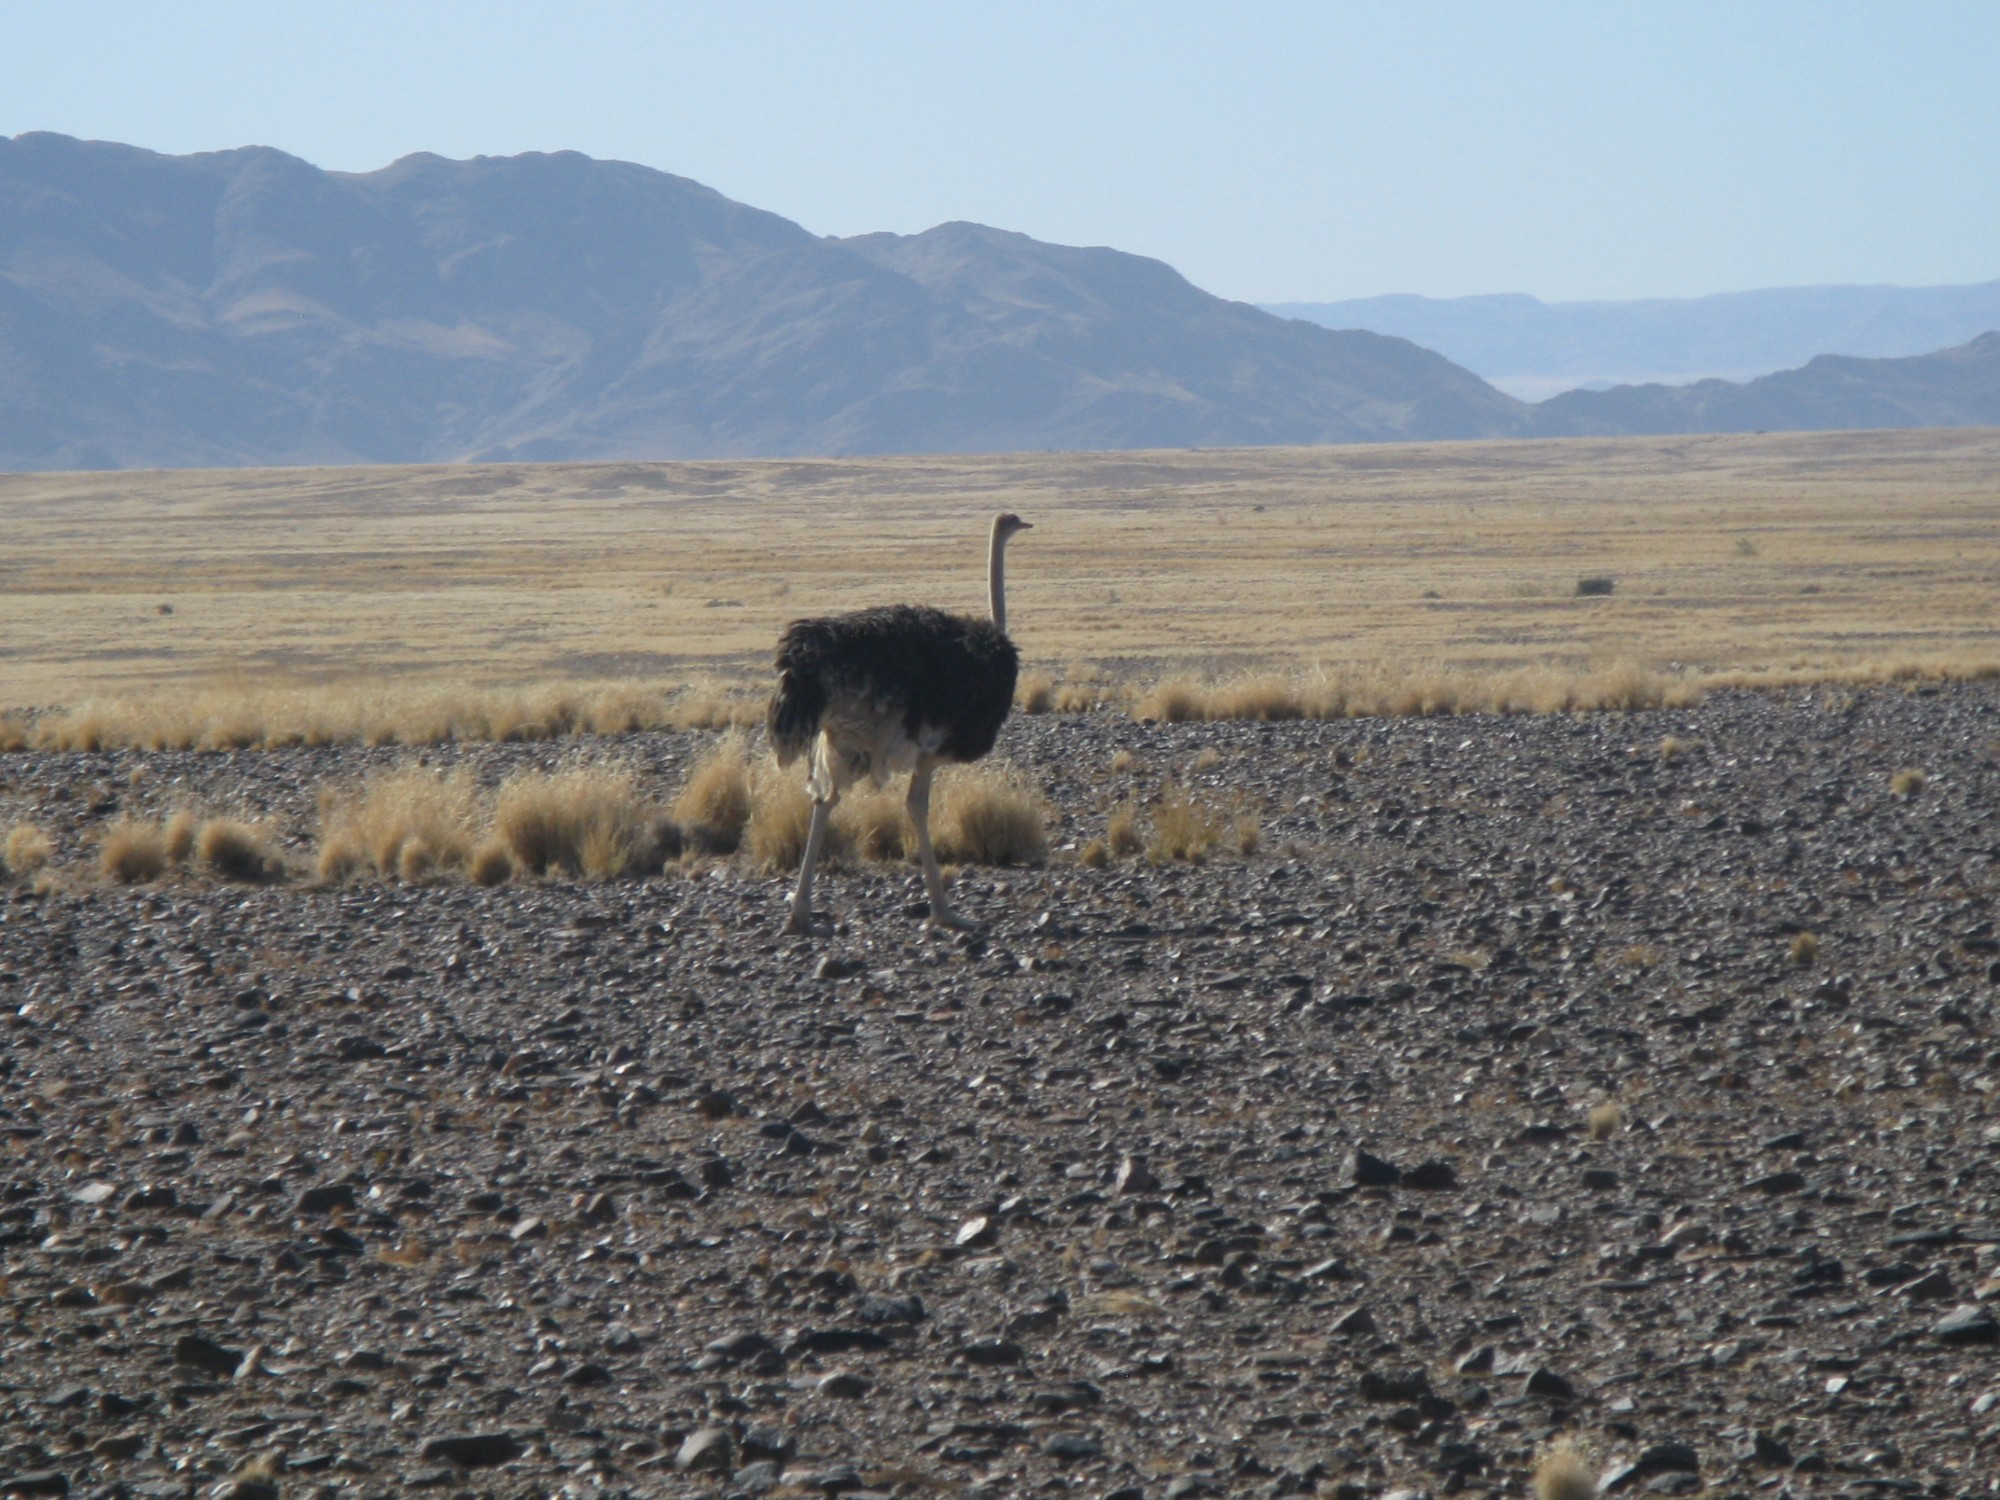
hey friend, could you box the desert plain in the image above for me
[3,430,2000,1500]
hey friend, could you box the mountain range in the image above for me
[1267,283,2000,400]
[1,132,1995,472]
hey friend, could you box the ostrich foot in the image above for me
[924,904,983,934]
[782,909,832,939]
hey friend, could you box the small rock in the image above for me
[1042,1431,1104,1461]
[418,1432,525,1468]
[1114,1155,1159,1194]
[675,1426,733,1473]
[172,1333,245,1377]
[817,1371,869,1398]
[70,1182,117,1206]
[1522,1366,1576,1400]
[1330,1305,1377,1337]
[955,1214,998,1248]
[1580,1167,1620,1191]
[856,1293,925,1325]
[0,1474,70,1497]
[296,1183,357,1216]
[1403,1158,1459,1191]
[1342,1148,1401,1188]
[1745,1170,1806,1196]
[1934,1304,2000,1345]
[1358,1369,1430,1402]
[958,1337,1026,1366]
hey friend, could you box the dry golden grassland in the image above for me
[2,430,1998,732]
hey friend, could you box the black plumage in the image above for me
[769,604,1019,771]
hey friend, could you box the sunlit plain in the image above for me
[2,428,1997,721]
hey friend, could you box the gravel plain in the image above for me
[3,684,2000,1500]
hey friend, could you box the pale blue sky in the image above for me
[5,2,1995,303]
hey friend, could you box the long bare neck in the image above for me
[987,521,1011,634]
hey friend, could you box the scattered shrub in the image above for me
[1790,931,1819,967]
[934,770,1047,866]
[0,715,28,753]
[1016,674,1054,714]
[1106,802,1144,858]
[674,738,753,853]
[469,840,514,888]
[1586,1102,1624,1141]
[1532,1441,1599,1500]
[1134,679,1203,724]
[1147,785,1224,865]
[1576,576,1616,597]
[1109,748,1140,775]
[835,787,908,862]
[1232,808,1261,856]
[746,773,840,873]
[1890,767,1927,798]
[196,818,285,883]
[162,808,200,865]
[496,764,670,879]
[3,823,53,875]
[100,820,168,884]
[318,765,483,881]
[1078,838,1110,869]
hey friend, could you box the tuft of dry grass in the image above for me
[1586,1102,1625,1140]
[1016,674,1055,714]
[1231,807,1261,856]
[1106,802,1144,858]
[162,808,199,865]
[934,769,1048,866]
[1146,784,1225,864]
[3,823,54,876]
[195,818,285,884]
[1658,734,1687,760]
[1532,1441,1599,1500]
[0,715,28,753]
[1890,767,1928,798]
[15,678,759,755]
[1078,838,1110,869]
[100,820,169,884]
[674,738,754,854]
[495,764,672,880]
[1053,678,1111,713]
[746,770,844,873]
[469,840,514,888]
[1134,679,1204,724]
[1109,748,1140,775]
[1790,931,1820,967]
[1129,662,1704,724]
[317,765,484,882]
[835,787,909,863]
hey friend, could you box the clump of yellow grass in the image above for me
[674,737,755,853]
[99,820,169,884]
[195,818,286,884]
[934,768,1049,866]
[495,764,676,879]
[1146,784,1225,864]
[1133,662,1703,723]
[316,765,484,883]
[3,823,54,876]
[19,679,763,753]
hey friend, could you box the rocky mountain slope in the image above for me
[1528,333,2000,437]
[0,133,1520,471]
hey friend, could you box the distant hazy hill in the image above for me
[1527,332,2000,437]
[1266,283,2000,400]
[0,133,1521,471]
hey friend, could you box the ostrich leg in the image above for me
[784,793,835,936]
[907,760,975,930]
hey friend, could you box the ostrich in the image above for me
[767,512,1032,936]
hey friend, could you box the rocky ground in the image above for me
[3,684,1999,1500]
